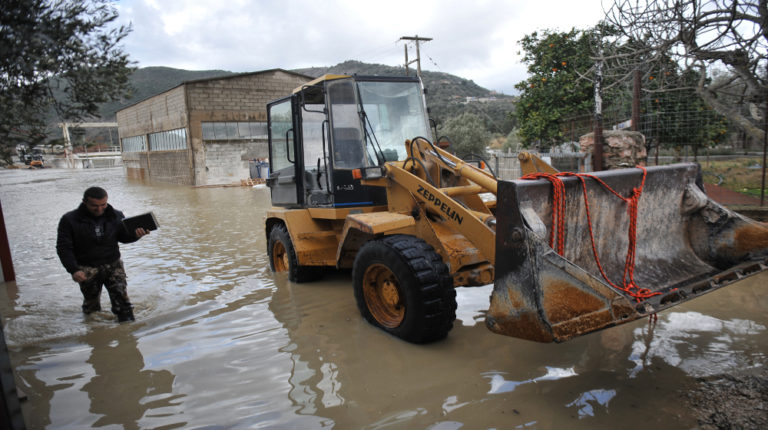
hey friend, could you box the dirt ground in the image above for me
[684,368,768,429]
[703,183,762,206]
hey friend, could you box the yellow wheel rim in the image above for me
[362,264,404,328]
[272,241,289,272]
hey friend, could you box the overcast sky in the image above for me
[113,0,609,95]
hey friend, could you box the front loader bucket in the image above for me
[488,163,768,343]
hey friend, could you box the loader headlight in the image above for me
[363,166,385,179]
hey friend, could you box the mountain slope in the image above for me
[97,66,235,119]
[67,61,515,146]
[294,60,516,134]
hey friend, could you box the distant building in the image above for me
[463,96,498,104]
[116,69,312,186]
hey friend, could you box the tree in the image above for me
[514,29,598,149]
[515,23,739,158]
[502,128,523,152]
[0,0,133,164]
[641,66,730,156]
[440,113,491,159]
[604,0,767,145]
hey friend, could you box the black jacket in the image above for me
[56,203,138,273]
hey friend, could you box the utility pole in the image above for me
[400,35,432,78]
[761,91,767,206]
[631,70,641,132]
[593,56,604,171]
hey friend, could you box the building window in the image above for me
[149,128,187,151]
[202,122,268,140]
[122,135,147,152]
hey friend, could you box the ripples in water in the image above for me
[1,167,767,429]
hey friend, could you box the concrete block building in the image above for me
[116,69,312,186]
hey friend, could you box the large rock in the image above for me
[579,130,647,169]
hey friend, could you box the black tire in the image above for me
[352,235,456,343]
[268,224,323,283]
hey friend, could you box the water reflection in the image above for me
[629,311,767,378]
[1,168,767,429]
[367,407,428,429]
[566,389,617,419]
[454,285,492,326]
[82,330,179,429]
[14,328,181,429]
[485,367,578,394]
[269,275,345,421]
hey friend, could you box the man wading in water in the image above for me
[56,187,150,322]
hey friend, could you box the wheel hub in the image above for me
[272,241,288,272]
[362,264,404,328]
[381,280,400,307]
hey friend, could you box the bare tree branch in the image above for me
[602,0,767,143]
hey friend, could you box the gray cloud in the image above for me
[114,0,606,94]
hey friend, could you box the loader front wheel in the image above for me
[353,235,456,343]
[268,224,323,283]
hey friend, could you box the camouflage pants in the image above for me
[78,259,134,321]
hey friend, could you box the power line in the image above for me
[346,40,402,66]
[427,55,441,71]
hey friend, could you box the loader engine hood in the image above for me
[488,163,768,343]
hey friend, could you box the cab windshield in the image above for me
[357,80,431,162]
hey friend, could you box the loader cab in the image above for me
[266,74,432,208]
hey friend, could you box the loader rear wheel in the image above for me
[353,235,456,343]
[268,224,323,283]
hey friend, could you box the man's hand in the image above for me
[72,271,88,283]
[135,228,150,238]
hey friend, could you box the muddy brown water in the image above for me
[0,167,766,429]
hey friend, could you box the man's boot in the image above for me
[82,302,101,314]
[115,306,135,322]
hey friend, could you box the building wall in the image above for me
[147,151,193,185]
[122,151,192,184]
[203,139,269,185]
[117,86,188,139]
[122,152,149,180]
[186,70,311,185]
[117,69,311,186]
[117,86,192,185]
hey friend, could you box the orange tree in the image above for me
[641,66,730,156]
[514,29,597,149]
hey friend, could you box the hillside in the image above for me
[294,60,496,98]
[67,61,516,146]
[294,60,517,134]
[97,66,235,119]
[45,67,234,142]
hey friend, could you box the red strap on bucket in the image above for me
[521,167,659,301]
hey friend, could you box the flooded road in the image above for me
[0,167,766,429]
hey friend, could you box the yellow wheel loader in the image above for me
[265,74,768,344]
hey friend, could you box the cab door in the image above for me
[299,98,333,207]
[267,97,300,207]
[326,78,386,207]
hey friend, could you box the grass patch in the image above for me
[700,158,767,197]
